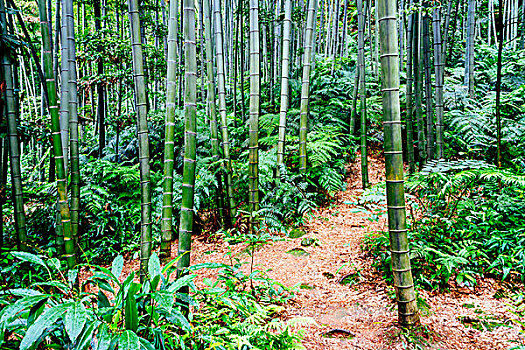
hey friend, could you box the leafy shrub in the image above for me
[0,252,307,350]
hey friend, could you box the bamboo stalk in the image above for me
[377,0,420,326]
[128,0,153,280]
[177,0,198,278]
[161,0,179,261]
[276,0,292,179]
[298,0,318,175]
[357,0,369,188]
[0,0,27,252]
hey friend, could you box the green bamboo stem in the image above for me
[405,1,415,173]
[0,0,27,252]
[37,0,76,267]
[214,0,235,223]
[422,7,434,160]
[433,6,444,159]
[204,0,226,226]
[161,0,178,262]
[357,0,369,188]
[413,10,427,166]
[349,68,360,135]
[59,0,70,172]
[128,0,153,280]
[377,0,420,327]
[298,0,317,175]
[248,0,260,215]
[276,0,292,179]
[65,0,80,244]
[177,0,197,276]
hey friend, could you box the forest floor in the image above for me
[188,152,525,350]
[117,153,525,349]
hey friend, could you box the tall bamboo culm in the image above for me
[377,0,420,326]
[0,0,27,252]
[433,6,444,159]
[248,0,261,216]
[422,8,434,160]
[37,0,76,266]
[161,0,178,261]
[214,0,235,223]
[405,0,415,173]
[177,0,197,276]
[276,0,292,179]
[128,0,153,280]
[204,0,225,225]
[357,0,369,188]
[298,0,318,175]
[65,0,80,243]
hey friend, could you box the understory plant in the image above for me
[0,252,307,349]
[363,159,525,290]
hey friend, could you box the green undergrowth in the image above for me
[0,251,311,350]
[362,159,525,290]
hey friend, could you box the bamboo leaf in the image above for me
[111,255,124,280]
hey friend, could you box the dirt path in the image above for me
[190,155,525,349]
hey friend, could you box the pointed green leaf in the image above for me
[166,274,195,293]
[125,283,140,332]
[118,330,140,350]
[73,320,99,350]
[11,252,46,269]
[138,337,155,350]
[111,255,124,280]
[20,304,70,350]
[96,324,112,350]
[65,301,87,343]
[148,253,160,280]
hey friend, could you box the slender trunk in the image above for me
[64,0,80,245]
[204,0,225,225]
[349,69,359,135]
[0,0,27,251]
[442,0,453,67]
[214,0,235,223]
[377,0,420,327]
[128,0,153,280]
[357,0,369,188]
[465,0,476,97]
[248,0,261,216]
[413,10,426,165]
[276,0,292,179]
[38,0,76,266]
[59,0,70,170]
[298,0,318,175]
[405,2,415,173]
[161,0,178,261]
[496,0,504,168]
[433,7,444,159]
[177,0,197,282]
[94,0,105,157]
[422,8,434,160]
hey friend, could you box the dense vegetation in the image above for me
[0,0,525,348]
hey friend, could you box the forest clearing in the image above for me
[1,0,525,349]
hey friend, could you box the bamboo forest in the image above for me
[2,0,525,348]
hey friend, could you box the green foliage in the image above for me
[0,252,306,349]
[364,161,525,290]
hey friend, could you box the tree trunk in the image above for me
[422,8,434,160]
[276,0,292,179]
[161,0,178,261]
[0,0,27,251]
[248,0,261,216]
[177,0,197,281]
[38,0,76,266]
[433,6,444,159]
[377,0,420,327]
[357,0,369,188]
[128,0,153,280]
[214,0,235,224]
[298,0,317,175]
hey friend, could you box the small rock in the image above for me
[289,228,306,238]
[286,248,310,257]
[301,237,320,247]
